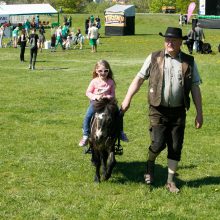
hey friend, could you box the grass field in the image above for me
[0,14,220,219]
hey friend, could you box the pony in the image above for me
[89,98,120,182]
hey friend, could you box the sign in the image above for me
[10,15,31,24]
[0,14,9,25]
[105,14,125,27]
[199,0,206,15]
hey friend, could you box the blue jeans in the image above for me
[83,104,95,136]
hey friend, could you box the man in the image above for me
[121,27,203,193]
[0,25,4,48]
[195,23,205,53]
[186,27,197,54]
[88,23,99,53]
[24,19,31,37]
[28,28,39,70]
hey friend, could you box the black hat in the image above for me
[159,27,187,40]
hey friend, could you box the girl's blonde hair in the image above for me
[92,60,116,85]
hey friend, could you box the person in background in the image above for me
[85,17,90,37]
[24,19,31,37]
[51,33,56,52]
[59,7,63,14]
[55,26,64,50]
[28,28,39,70]
[121,27,203,193]
[68,16,72,27]
[195,23,205,53]
[74,28,83,50]
[39,24,45,34]
[88,23,99,53]
[186,27,197,54]
[31,16,35,28]
[12,26,19,48]
[61,23,69,49]
[38,28,45,52]
[178,14,184,27]
[90,15,95,27]
[95,15,101,29]
[35,15,39,29]
[19,28,27,62]
[0,25,4,48]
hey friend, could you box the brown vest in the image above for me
[148,50,194,110]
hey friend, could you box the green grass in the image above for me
[0,14,220,219]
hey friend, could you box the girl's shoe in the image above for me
[79,136,88,147]
[120,132,129,142]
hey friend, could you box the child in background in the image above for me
[38,29,45,52]
[79,60,128,147]
[74,28,83,50]
[51,33,56,52]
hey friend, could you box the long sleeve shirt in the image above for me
[86,78,115,101]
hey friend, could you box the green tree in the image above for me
[149,0,176,13]
[130,0,150,12]
[56,0,90,13]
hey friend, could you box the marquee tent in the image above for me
[0,4,59,25]
[104,4,135,36]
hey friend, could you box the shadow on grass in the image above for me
[134,33,159,36]
[113,161,220,189]
[179,176,220,188]
[34,67,69,71]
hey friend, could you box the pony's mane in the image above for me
[93,98,118,113]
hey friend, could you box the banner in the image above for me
[187,2,196,22]
[10,15,31,24]
[105,14,125,27]
[199,0,206,15]
[0,14,9,25]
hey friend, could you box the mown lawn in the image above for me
[0,13,220,219]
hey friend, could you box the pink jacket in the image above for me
[86,78,115,101]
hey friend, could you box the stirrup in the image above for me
[84,146,92,154]
[115,138,123,155]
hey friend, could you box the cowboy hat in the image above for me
[159,27,188,40]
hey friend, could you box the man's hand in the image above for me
[121,99,130,113]
[195,114,203,129]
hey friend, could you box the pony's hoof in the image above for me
[94,176,100,183]
[103,173,111,181]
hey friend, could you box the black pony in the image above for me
[89,98,120,182]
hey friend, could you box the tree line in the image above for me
[2,0,199,14]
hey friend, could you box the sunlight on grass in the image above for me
[0,13,220,219]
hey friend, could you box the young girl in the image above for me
[79,60,128,147]
[38,29,45,52]
[74,28,83,50]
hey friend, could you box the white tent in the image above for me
[0,4,57,15]
[0,4,58,25]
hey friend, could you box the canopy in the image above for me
[0,4,57,15]
[105,4,135,17]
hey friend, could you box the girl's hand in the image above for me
[95,94,103,100]
[101,95,111,100]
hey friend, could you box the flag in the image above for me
[187,2,196,22]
